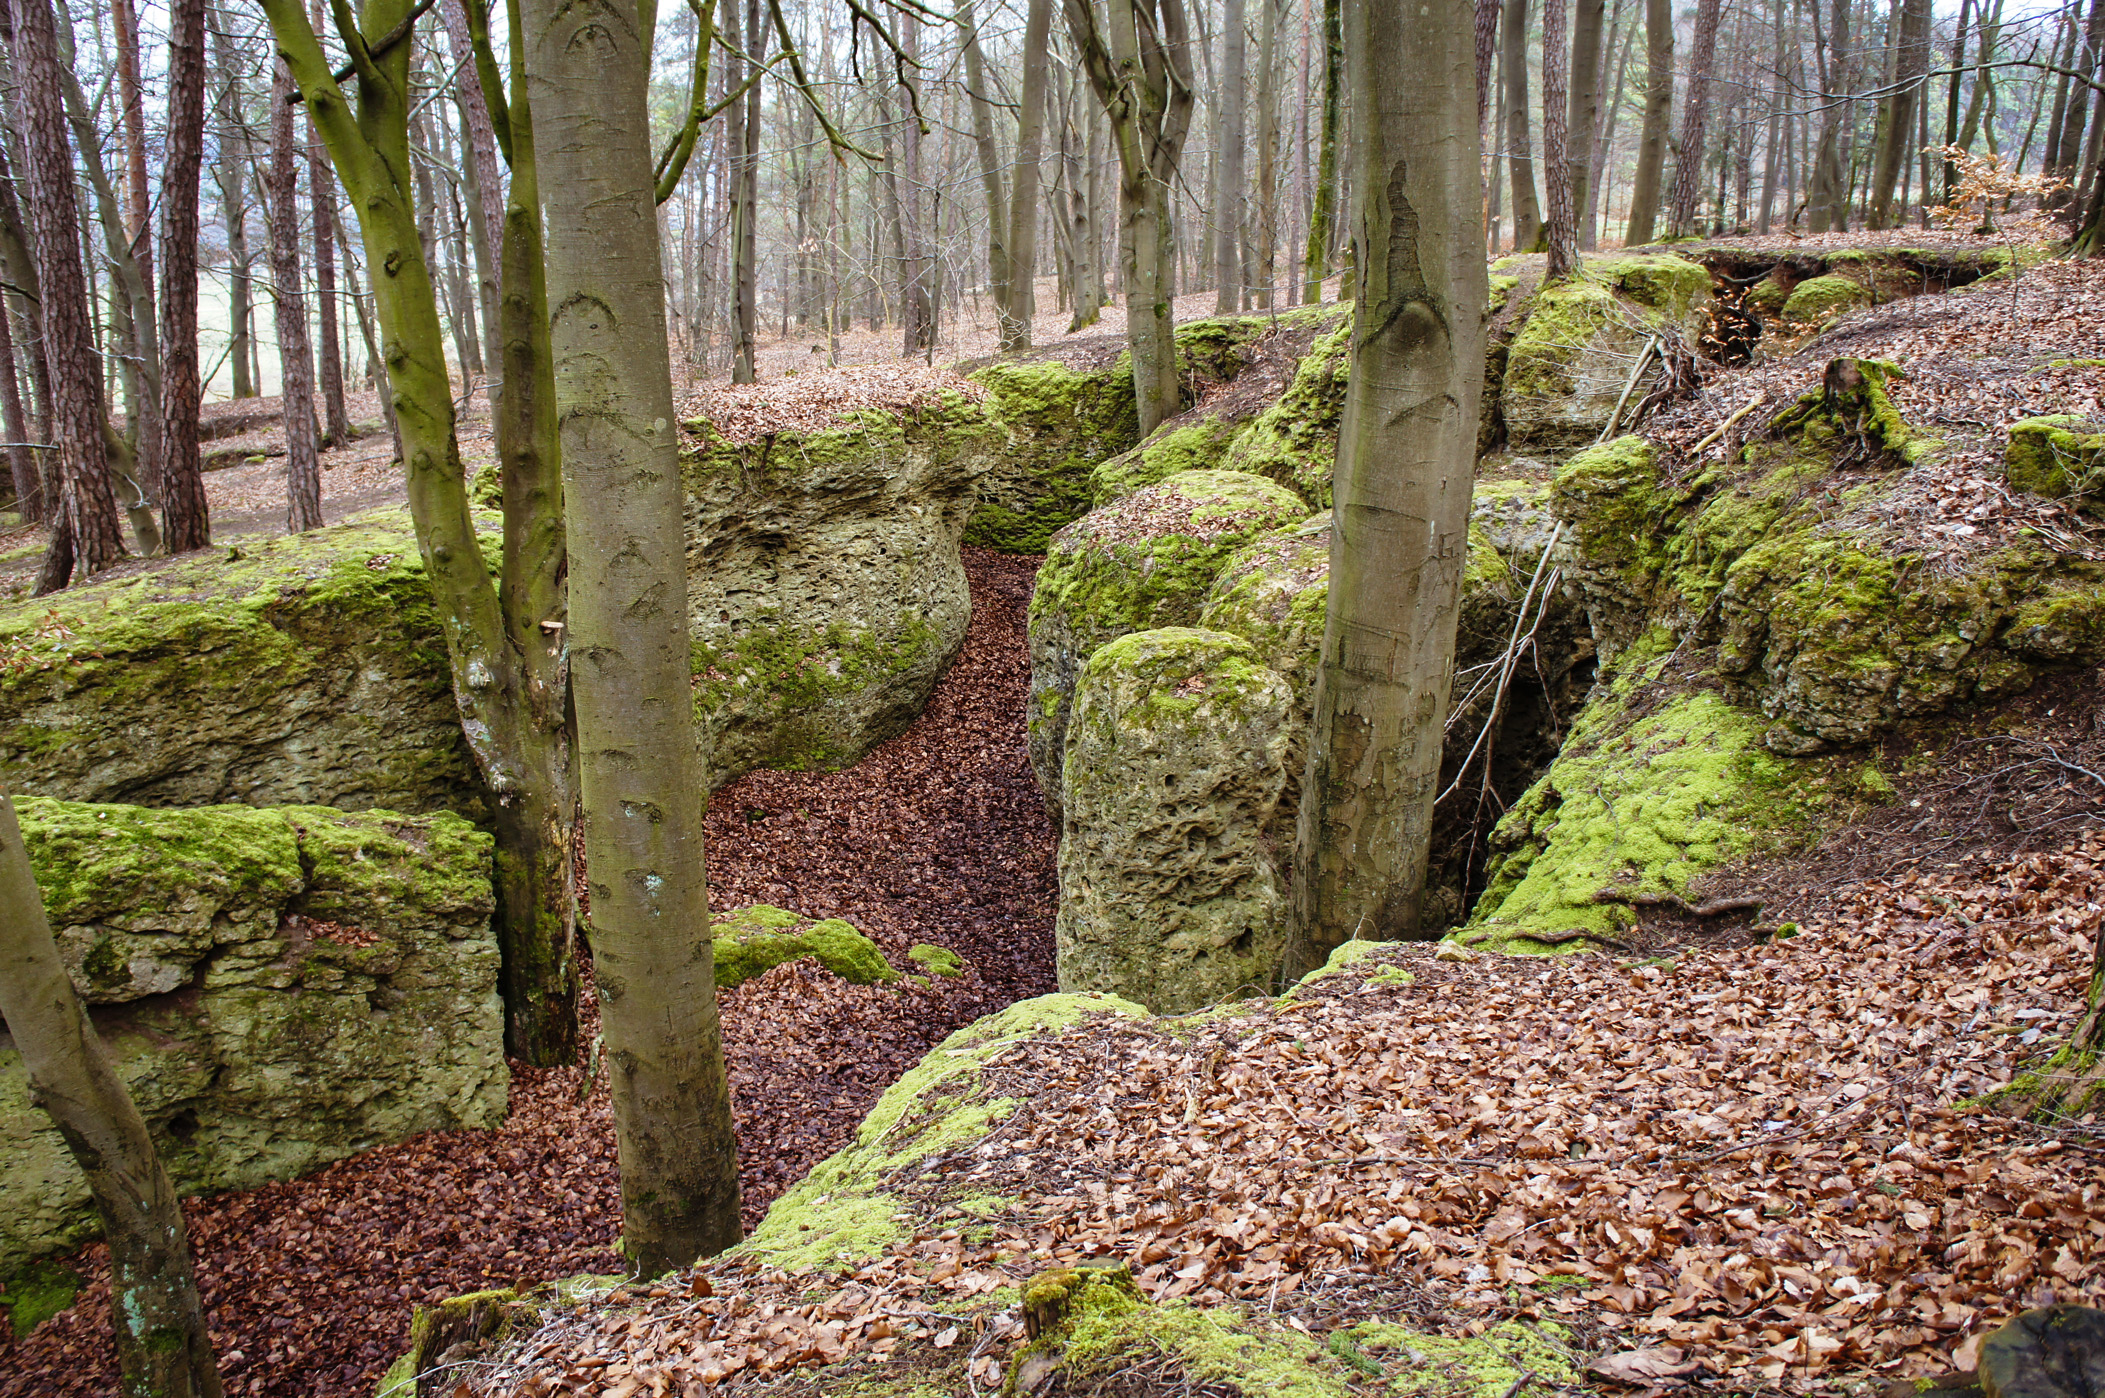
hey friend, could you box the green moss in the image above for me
[907,943,963,977]
[690,612,942,772]
[2006,415,2105,500]
[965,358,1142,552]
[1220,315,1352,506]
[1780,273,1877,325]
[1347,1319,1581,1398]
[711,906,899,989]
[2,1259,81,1338]
[372,1353,416,1398]
[1076,627,1285,742]
[1196,512,1332,695]
[736,992,1148,1275]
[1089,418,1247,505]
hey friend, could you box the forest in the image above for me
[0,0,2101,1392]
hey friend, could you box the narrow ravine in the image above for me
[1,547,1058,1398]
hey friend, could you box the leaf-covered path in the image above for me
[0,548,1059,1398]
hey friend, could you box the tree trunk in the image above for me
[111,0,162,499]
[959,0,1012,343]
[722,0,758,381]
[1868,0,1930,226]
[307,0,351,447]
[1501,0,1544,249]
[0,785,225,1397]
[1582,1,1633,247]
[212,10,256,401]
[1665,0,1723,235]
[1624,0,1672,243]
[898,12,935,354]
[1283,0,1486,979]
[1216,0,1248,313]
[1004,0,1055,349]
[160,0,210,552]
[16,0,125,589]
[1301,0,1341,299]
[522,0,743,1276]
[1253,0,1282,306]
[1542,0,1578,276]
[0,283,36,520]
[1566,0,1605,252]
[2052,0,2105,202]
[269,59,323,533]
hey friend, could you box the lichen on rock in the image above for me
[1026,470,1308,812]
[1,799,506,1275]
[1056,627,1294,1011]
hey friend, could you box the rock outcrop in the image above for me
[1,799,505,1275]
[0,514,484,818]
[1026,470,1308,813]
[1056,628,1294,1012]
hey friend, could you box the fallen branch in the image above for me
[1692,390,1767,454]
[1528,928,1632,951]
[1594,891,1767,919]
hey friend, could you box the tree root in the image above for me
[1591,891,1768,919]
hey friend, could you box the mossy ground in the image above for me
[710,905,900,989]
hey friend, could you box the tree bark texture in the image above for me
[212,11,256,400]
[1215,0,1248,312]
[0,282,37,520]
[269,59,324,533]
[1284,0,1487,979]
[1500,0,1543,249]
[1868,0,1930,226]
[1665,0,1723,235]
[307,1,351,445]
[1624,0,1672,243]
[959,0,1012,340]
[159,0,210,551]
[111,0,162,498]
[1004,0,1055,348]
[1565,0,1604,253]
[0,784,224,1396]
[16,0,125,590]
[1541,0,1578,277]
[1301,0,1340,299]
[522,0,744,1275]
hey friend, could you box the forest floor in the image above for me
[0,547,1059,1398]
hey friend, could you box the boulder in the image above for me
[1,799,505,1275]
[709,905,898,989]
[2006,415,2105,502]
[1055,628,1294,1012]
[1779,273,1878,325]
[1500,254,1714,449]
[0,513,483,818]
[683,399,986,784]
[1979,1307,2105,1398]
[1026,470,1308,812]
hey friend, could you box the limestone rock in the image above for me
[1026,470,1307,813]
[709,905,898,989]
[1979,1306,2105,1398]
[2006,416,2105,502]
[0,513,483,818]
[1,799,506,1274]
[1501,254,1714,449]
[1779,273,1878,325]
[683,404,985,785]
[1055,628,1293,1012]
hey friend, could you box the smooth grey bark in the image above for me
[959,0,1011,339]
[1215,0,1248,312]
[1624,0,1671,243]
[1004,0,1055,348]
[111,0,162,497]
[1252,0,1282,305]
[1301,0,1340,297]
[0,785,224,1397]
[1501,0,1543,249]
[211,8,257,400]
[1284,0,1486,978]
[522,0,743,1277]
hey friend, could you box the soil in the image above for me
[0,548,1058,1398]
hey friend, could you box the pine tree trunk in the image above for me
[1542,0,1578,276]
[160,0,210,552]
[1284,0,1486,979]
[212,10,256,401]
[0,786,225,1396]
[1868,0,1930,226]
[111,0,162,499]
[1624,0,1672,243]
[522,0,743,1275]
[17,0,125,589]
[1566,0,1605,252]
[1501,0,1544,249]
[269,59,323,533]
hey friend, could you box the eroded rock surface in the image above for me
[1056,628,1293,1012]
[1,799,505,1274]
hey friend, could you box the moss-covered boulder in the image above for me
[1501,255,1713,449]
[0,512,481,817]
[1,799,505,1274]
[2006,415,2105,502]
[710,905,898,989]
[1467,411,2105,947]
[1216,314,1353,507]
[1779,273,1878,325]
[1056,628,1294,1011]
[1026,470,1308,811]
[682,394,989,784]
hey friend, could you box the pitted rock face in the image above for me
[0,800,505,1275]
[1026,470,1309,815]
[1055,628,1294,1012]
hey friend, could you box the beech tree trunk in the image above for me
[522,0,744,1276]
[1301,0,1340,299]
[1005,0,1055,348]
[304,0,350,446]
[159,0,210,552]
[1624,0,1671,243]
[269,60,323,533]
[1284,0,1486,979]
[1665,0,1723,235]
[1216,0,1248,312]
[959,0,1012,341]
[1501,0,1543,250]
[16,0,125,591]
[1807,0,1850,231]
[0,786,224,1397]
